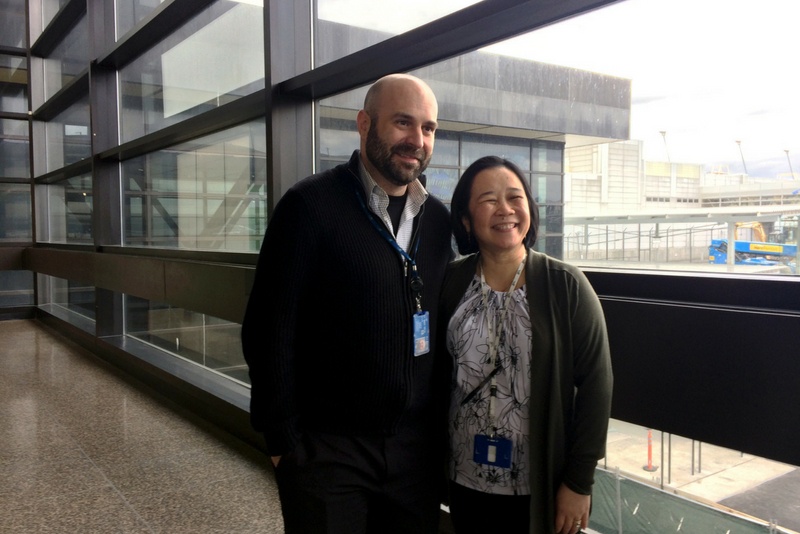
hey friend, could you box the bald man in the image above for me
[242,74,452,533]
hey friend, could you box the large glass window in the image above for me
[37,274,96,322]
[599,419,798,532]
[480,0,800,276]
[37,174,93,244]
[123,120,267,251]
[0,119,30,179]
[0,184,32,241]
[0,55,29,113]
[119,0,265,143]
[0,271,34,307]
[0,3,27,48]
[40,96,91,174]
[42,14,88,101]
[125,296,248,384]
[314,0,482,66]
[317,0,800,276]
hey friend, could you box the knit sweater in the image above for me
[242,151,453,456]
[439,251,613,533]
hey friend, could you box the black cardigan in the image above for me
[242,151,453,455]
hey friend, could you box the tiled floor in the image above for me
[0,319,284,533]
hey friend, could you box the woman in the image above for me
[441,156,613,534]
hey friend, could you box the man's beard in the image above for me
[365,123,431,187]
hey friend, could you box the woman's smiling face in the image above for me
[464,166,531,256]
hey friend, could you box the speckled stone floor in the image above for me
[0,319,284,533]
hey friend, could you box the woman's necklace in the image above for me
[479,251,526,436]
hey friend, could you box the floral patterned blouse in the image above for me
[448,275,533,496]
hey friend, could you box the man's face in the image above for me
[359,78,438,191]
[364,118,433,188]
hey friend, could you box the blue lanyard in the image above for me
[351,176,425,312]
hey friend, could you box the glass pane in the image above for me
[42,96,91,173]
[314,0,483,67]
[532,174,562,204]
[119,0,265,143]
[115,0,167,39]
[41,0,70,30]
[0,55,29,113]
[39,174,93,244]
[38,274,96,320]
[533,140,563,173]
[123,120,267,251]
[125,295,249,384]
[0,271,34,307]
[462,134,531,170]
[0,2,27,48]
[430,132,460,167]
[477,0,800,275]
[42,14,88,101]
[600,420,800,532]
[0,184,32,241]
[425,167,459,209]
[0,119,30,179]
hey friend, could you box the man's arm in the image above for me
[242,188,318,456]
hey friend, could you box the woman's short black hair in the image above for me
[450,155,540,255]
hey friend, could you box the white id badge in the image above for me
[413,311,430,356]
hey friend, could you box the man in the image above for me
[242,74,452,533]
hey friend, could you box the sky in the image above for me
[319,0,799,178]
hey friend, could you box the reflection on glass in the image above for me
[41,0,70,30]
[314,0,482,66]
[43,14,88,101]
[0,55,29,113]
[125,295,249,384]
[0,119,30,178]
[42,96,91,173]
[0,2,27,48]
[123,120,267,251]
[38,274,96,320]
[0,271,34,307]
[0,184,32,241]
[40,174,93,244]
[119,0,265,142]
[115,0,167,40]
[462,135,530,170]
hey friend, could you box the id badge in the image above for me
[473,434,513,468]
[413,311,430,357]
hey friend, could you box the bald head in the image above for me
[363,74,438,119]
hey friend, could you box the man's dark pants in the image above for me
[273,428,442,534]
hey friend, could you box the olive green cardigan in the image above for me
[439,250,613,533]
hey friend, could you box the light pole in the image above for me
[660,130,671,164]
[736,140,748,176]
[786,149,796,180]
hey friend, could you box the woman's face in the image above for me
[463,166,531,256]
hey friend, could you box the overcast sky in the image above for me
[319,0,799,178]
